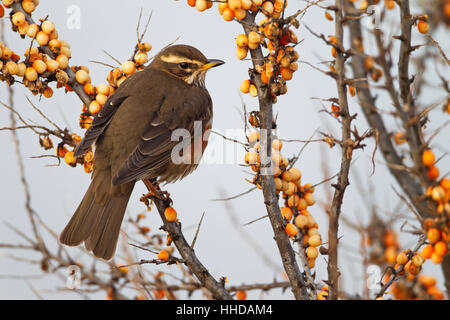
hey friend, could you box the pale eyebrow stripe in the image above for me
[160,55,203,66]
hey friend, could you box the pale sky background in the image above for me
[0,0,448,299]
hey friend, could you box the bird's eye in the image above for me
[179,62,189,69]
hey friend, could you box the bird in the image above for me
[59,44,224,260]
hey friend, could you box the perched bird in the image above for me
[60,45,224,260]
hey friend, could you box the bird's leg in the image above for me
[141,179,172,205]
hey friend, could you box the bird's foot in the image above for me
[142,179,172,205]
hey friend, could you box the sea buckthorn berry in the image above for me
[281,207,293,221]
[236,290,247,300]
[422,149,435,167]
[12,11,26,26]
[431,186,445,202]
[412,254,424,267]
[195,0,208,11]
[325,11,333,21]
[56,54,69,69]
[248,31,261,45]
[297,197,308,211]
[96,83,111,96]
[26,23,39,38]
[36,31,49,46]
[164,206,177,222]
[262,1,274,16]
[16,62,26,77]
[228,0,241,11]
[64,151,76,166]
[89,101,101,115]
[41,20,55,34]
[234,9,246,20]
[5,61,18,75]
[83,83,95,95]
[122,60,136,75]
[236,46,248,60]
[43,87,53,98]
[288,168,301,182]
[135,52,148,65]
[222,8,235,21]
[431,252,443,264]
[96,94,108,106]
[272,139,283,151]
[306,246,319,260]
[236,34,249,48]
[434,241,448,256]
[396,252,408,265]
[75,69,89,84]
[308,234,322,247]
[249,84,258,97]
[421,244,434,259]
[427,228,441,244]
[241,0,253,10]
[385,246,397,264]
[294,214,308,230]
[427,166,439,180]
[285,223,298,237]
[417,20,429,34]
[158,250,169,261]
[240,79,250,94]
[304,193,315,206]
[25,67,38,81]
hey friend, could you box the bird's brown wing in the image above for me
[74,94,129,157]
[112,85,212,185]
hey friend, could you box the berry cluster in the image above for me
[244,128,321,269]
[185,0,298,103]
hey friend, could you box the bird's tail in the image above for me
[60,173,134,260]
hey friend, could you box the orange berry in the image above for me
[164,206,177,222]
[421,244,434,259]
[308,234,322,247]
[122,60,136,75]
[412,254,424,267]
[234,8,246,20]
[306,246,318,259]
[25,67,38,81]
[222,8,235,21]
[64,151,76,167]
[431,252,443,264]
[427,166,439,180]
[261,71,269,84]
[294,215,308,229]
[297,197,308,211]
[348,85,356,97]
[281,207,293,221]
[417,20,429,34]
[280,67,293,81]
[325,11,333,21]
[236,290,247,300]
[236,46,248,60]
[236,34,249,48]
[196,0,208,11]
[427,228,441,244]
[89,101,102,115]
[422,149,435,167]
[385,246,397,264]
[83,83,95,95]
[396,252,408,265]
[434,241,448,256]
[187,0,196,7]
[240,79,250,94]
[158,250,169,261]
[43,87,53,98]
[285,223,298,237]
[440,177,450,190]
[12,11,26,26]
[249,84,258,97]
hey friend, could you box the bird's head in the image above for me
[151,44,224,87]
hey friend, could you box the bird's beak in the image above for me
[202,59,225,70]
